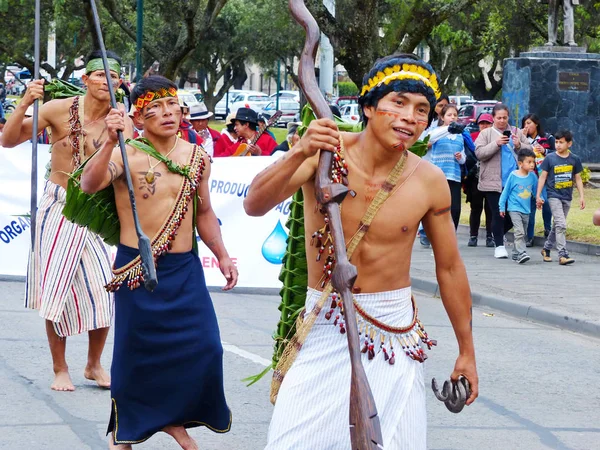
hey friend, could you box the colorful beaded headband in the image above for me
[85,58,121,75]
[360,63,441,100]
[134,87,178,111]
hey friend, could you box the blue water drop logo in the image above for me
[261,220,288,264]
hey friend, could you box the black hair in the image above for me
[0,118,6,125]
[235,120,257,132]
[518,148,536,162]
[85,49,122,66]
[492,103,509,117]
[554,129,573,142]
[437,94,450,105]
[432,94,451,126]
[358,53,438,126]
[521,113,544,137]
[226,122,235,133]
[130,75,177,109]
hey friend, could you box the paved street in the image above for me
[1,279,599,450]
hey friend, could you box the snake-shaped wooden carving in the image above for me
[432,376,471,413]
[288,1,384,448]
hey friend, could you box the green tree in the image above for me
[101,0,229,79]
[303,0,479,88]
[0,0,133,82]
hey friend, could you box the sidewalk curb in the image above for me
[4,275,597,338]
[457,224,600,256]
[411,276,600,339]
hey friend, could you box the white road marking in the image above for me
[221,341,272,366]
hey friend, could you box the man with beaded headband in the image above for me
[245,53,478,449]
[0,50,132,392]
[81,75,237,449]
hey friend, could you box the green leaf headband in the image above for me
[85,58,120,75]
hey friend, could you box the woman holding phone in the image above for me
[474,104,533,259]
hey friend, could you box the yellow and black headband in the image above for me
[359,60,441,111]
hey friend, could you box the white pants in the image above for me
[265,287,426,450]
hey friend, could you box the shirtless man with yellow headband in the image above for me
[245,53,478,449]
[1,50,133,392]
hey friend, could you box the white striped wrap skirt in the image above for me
[265,286,426,450]
[25,180,114,337]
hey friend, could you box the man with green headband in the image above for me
[0,49,133,393]
[245,53,478,449]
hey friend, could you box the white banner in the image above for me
[0,143,291,288]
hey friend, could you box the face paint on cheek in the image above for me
[143,111,157,120]
[376,109,402,119]
[417,120,428,126]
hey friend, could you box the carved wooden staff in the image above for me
[288,1,383,448]
[88,0,158,291]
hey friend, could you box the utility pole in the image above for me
[276,60,281,110]
[318,0,335,101]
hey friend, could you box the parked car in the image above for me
[229,92,271,116]
[456,101,498,126]
[269,90,300,102]
[335,96,358,109]
[449,95,475,108]
[260,99,300,127]
[340,103,361,124]
[188,89,204,103]
[177,89,201,108]
[214,89,246,119]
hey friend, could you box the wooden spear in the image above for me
[88,0,157,291]
[288,1,383,448]
[30,0,41,248]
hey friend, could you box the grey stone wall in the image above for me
[502,51,600,163]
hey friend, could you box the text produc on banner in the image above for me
[0,145,291,288]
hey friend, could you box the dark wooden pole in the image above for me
[30,0,41,247]
[288,1,383,448]
[88,0,157,291]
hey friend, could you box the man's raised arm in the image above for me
[243,118,339,216]
[0,80,51,148]
[80,108,124,194]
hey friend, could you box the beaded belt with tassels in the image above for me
[105,145,206,292]
[322,291,437,365]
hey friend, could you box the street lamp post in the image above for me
[276,60,281,111]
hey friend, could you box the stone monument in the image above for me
[503,3,600,163]
[539,0,580,47]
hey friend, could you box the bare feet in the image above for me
[108,437,132,450]
[84,365,111,389]
[51,370,75,391]
[163,425,199,450]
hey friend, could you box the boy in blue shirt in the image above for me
[536,130,585,265]
[499,148,538,263]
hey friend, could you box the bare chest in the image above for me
[125,152,189,202]
[303,173,428,251]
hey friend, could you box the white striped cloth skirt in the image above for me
[25,180,114,337]
[266,286,426,450]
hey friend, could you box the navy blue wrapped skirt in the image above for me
[107,244,231,445]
